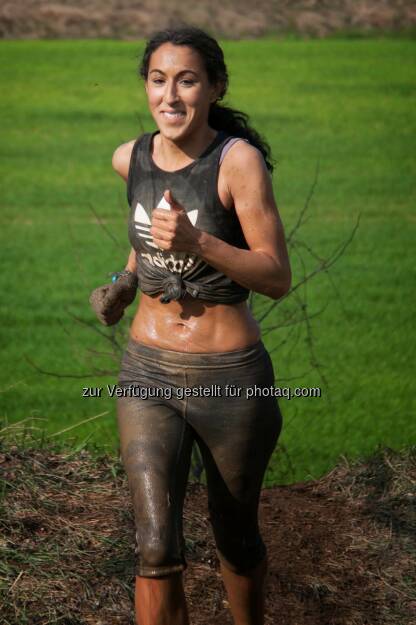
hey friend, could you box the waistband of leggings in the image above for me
[124,337,268,369]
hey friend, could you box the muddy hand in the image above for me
[150,189,200,253]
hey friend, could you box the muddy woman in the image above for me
[90,26,291,625]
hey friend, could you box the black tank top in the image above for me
[127,130,250,304]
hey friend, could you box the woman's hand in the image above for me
[150,189,201,253]
[89,271,138,326]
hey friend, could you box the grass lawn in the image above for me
[0,37,415,485]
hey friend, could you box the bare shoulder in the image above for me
[221,139,273,206]
[223,139,267,172]
[221,139,270,191]
[112,139,136,181]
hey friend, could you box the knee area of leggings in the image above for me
[216,539,267,575]
[208,499,258,538]
[208,507,265,573]
[134,533,187,578]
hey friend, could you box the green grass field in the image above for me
[0,38,415,485]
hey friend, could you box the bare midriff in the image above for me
[130,292,261,353]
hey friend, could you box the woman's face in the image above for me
[145,43,219,142]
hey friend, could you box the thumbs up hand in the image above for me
[150,189,200,253]
[164,189,183,212]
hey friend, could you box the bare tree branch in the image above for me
[24,355,113,379]
[88,202,124,250]
[286,155,320,244]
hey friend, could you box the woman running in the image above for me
[90,26,291,625]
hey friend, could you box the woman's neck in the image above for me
[154,126,218,170]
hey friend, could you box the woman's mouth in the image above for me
[161,111,186,122]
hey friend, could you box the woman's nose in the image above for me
[164,81,179,105]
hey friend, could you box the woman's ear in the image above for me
[219,80,227,99]
[210,81,225,103]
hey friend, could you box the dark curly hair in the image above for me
[139,26,275,174]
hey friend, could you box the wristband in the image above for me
[109,270,134,283]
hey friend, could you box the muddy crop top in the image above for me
[126,130,251,304]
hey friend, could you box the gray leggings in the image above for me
[117,338,282,577]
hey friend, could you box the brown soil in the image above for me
[0,440,415,625]
[0,0,415,40]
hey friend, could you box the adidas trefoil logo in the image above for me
[134,197,198,249]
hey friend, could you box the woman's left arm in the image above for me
[193,142,291,300]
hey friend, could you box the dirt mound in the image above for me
[1,435,415,625]
[1,0,415,39]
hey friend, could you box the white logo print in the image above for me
[154,194,198,226]
[134,197,198,249]
[134,201,156,248]
[134,197,199,273]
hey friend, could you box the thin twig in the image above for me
[88,202,123,250]
[47,412,109,438]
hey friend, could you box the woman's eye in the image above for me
[151,78,195,86]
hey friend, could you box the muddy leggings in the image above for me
[116,338,283,578]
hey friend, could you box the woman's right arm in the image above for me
[124,247,137,273]
[112,140,137,273]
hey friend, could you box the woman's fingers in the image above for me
[152,207,188,226]
[151,201,200,252]
[152,237,175,251]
